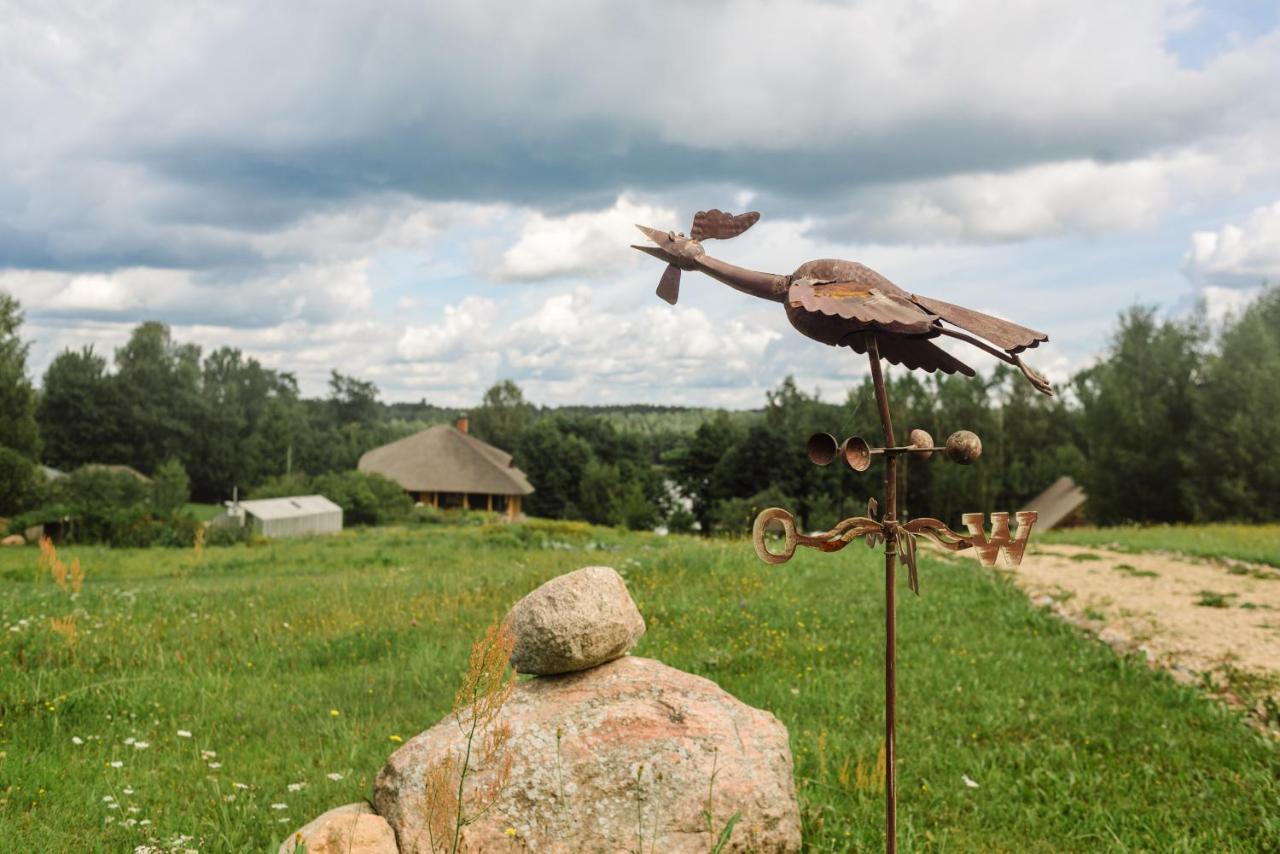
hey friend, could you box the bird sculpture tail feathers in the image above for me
[632,209,760,305]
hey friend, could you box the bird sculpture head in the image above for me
[631,210,760,304]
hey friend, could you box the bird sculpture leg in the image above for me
[937,327,1054,395]
[866,336,898,854]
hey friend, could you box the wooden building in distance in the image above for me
[358,418,533,520]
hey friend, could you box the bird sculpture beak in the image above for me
[633,224,672,246]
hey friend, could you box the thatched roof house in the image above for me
[358,419,533,519]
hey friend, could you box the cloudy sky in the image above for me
[3,1,1279,408]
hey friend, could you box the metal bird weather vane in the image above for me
[633,209,1046,854]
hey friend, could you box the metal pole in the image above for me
[866,337,897,854]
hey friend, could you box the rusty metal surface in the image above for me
[909,292,1047,354]
[690,208,759,241]
[788,279,937,334]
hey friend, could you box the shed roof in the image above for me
[358,425,534,495]
[238,494,342,521]
[1021,476,1087,531]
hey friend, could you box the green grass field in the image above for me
[2,521,1277,852]
[1041,523,1280,568]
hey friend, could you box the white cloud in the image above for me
[0,260,373,327]
[397,297,497,360]
[491,196,676,281]
[1183,201,1280,286]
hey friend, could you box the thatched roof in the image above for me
[358,425,533,496]
[1021,475,1087,531]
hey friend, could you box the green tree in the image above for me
[327,371,380,427]
[516,418,592,519]
[38,346,120,470]
[578,459,622,525]
[470,380,532,451]
[113,322,203,475]
[1188,287,1280,520]
[1075,307,1204,524]
[669,413,740,532]
[151,457,191,517]
[0,293,41,459]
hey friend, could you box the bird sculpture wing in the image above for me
[790,279,937,335]
[788,278,977,376]
[690,209,760,241]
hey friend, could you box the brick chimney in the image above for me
[456,413,469,434]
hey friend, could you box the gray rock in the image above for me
[506,565,645,675]
[375,656,801,853]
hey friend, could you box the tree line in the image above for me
[2,286,1278,537]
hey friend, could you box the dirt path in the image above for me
[996,543,1280,732]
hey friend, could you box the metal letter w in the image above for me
[960,511,1038,568]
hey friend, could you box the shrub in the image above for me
[55,465,149,510]
[711,486,797,535]
[312,470,412,526]
[0,447,46,516]
[204,522,250,547]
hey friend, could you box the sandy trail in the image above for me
[993,543,1280,730]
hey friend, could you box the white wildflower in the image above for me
[233,782,249,790]
[133,741,150,750]
[109,760,124,768]
[325,772,343,781]
[71,736,84,745]
[103,796,115,802]
[207,762,222,769]
[271,802,288,810]
[963,774,979,789]
[123,788,134,795]
[176,730,192,738]
[287,782,305,792]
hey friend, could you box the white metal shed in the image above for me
[233,495,343,539]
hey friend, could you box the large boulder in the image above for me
[506,566,645,675]
[375,656,800,853]
[278,802,398,854]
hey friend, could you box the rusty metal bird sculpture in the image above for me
[632,209,1052,394]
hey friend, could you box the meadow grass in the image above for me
[183,504,222,523]
[1,521,1277,852]
[1042,523,1280,568]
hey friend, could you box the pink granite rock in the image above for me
[505,565,646,675]
[278,802,398,854]
[375,656,800,853]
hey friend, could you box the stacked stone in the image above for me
[282,567,800,853]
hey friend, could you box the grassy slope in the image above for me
[184,503,222,523]
[1042,523,1280,568]
[0,522,1276,852]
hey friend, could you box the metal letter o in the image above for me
[752,507,798,565]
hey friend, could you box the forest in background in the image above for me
[1,285,1278,541]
